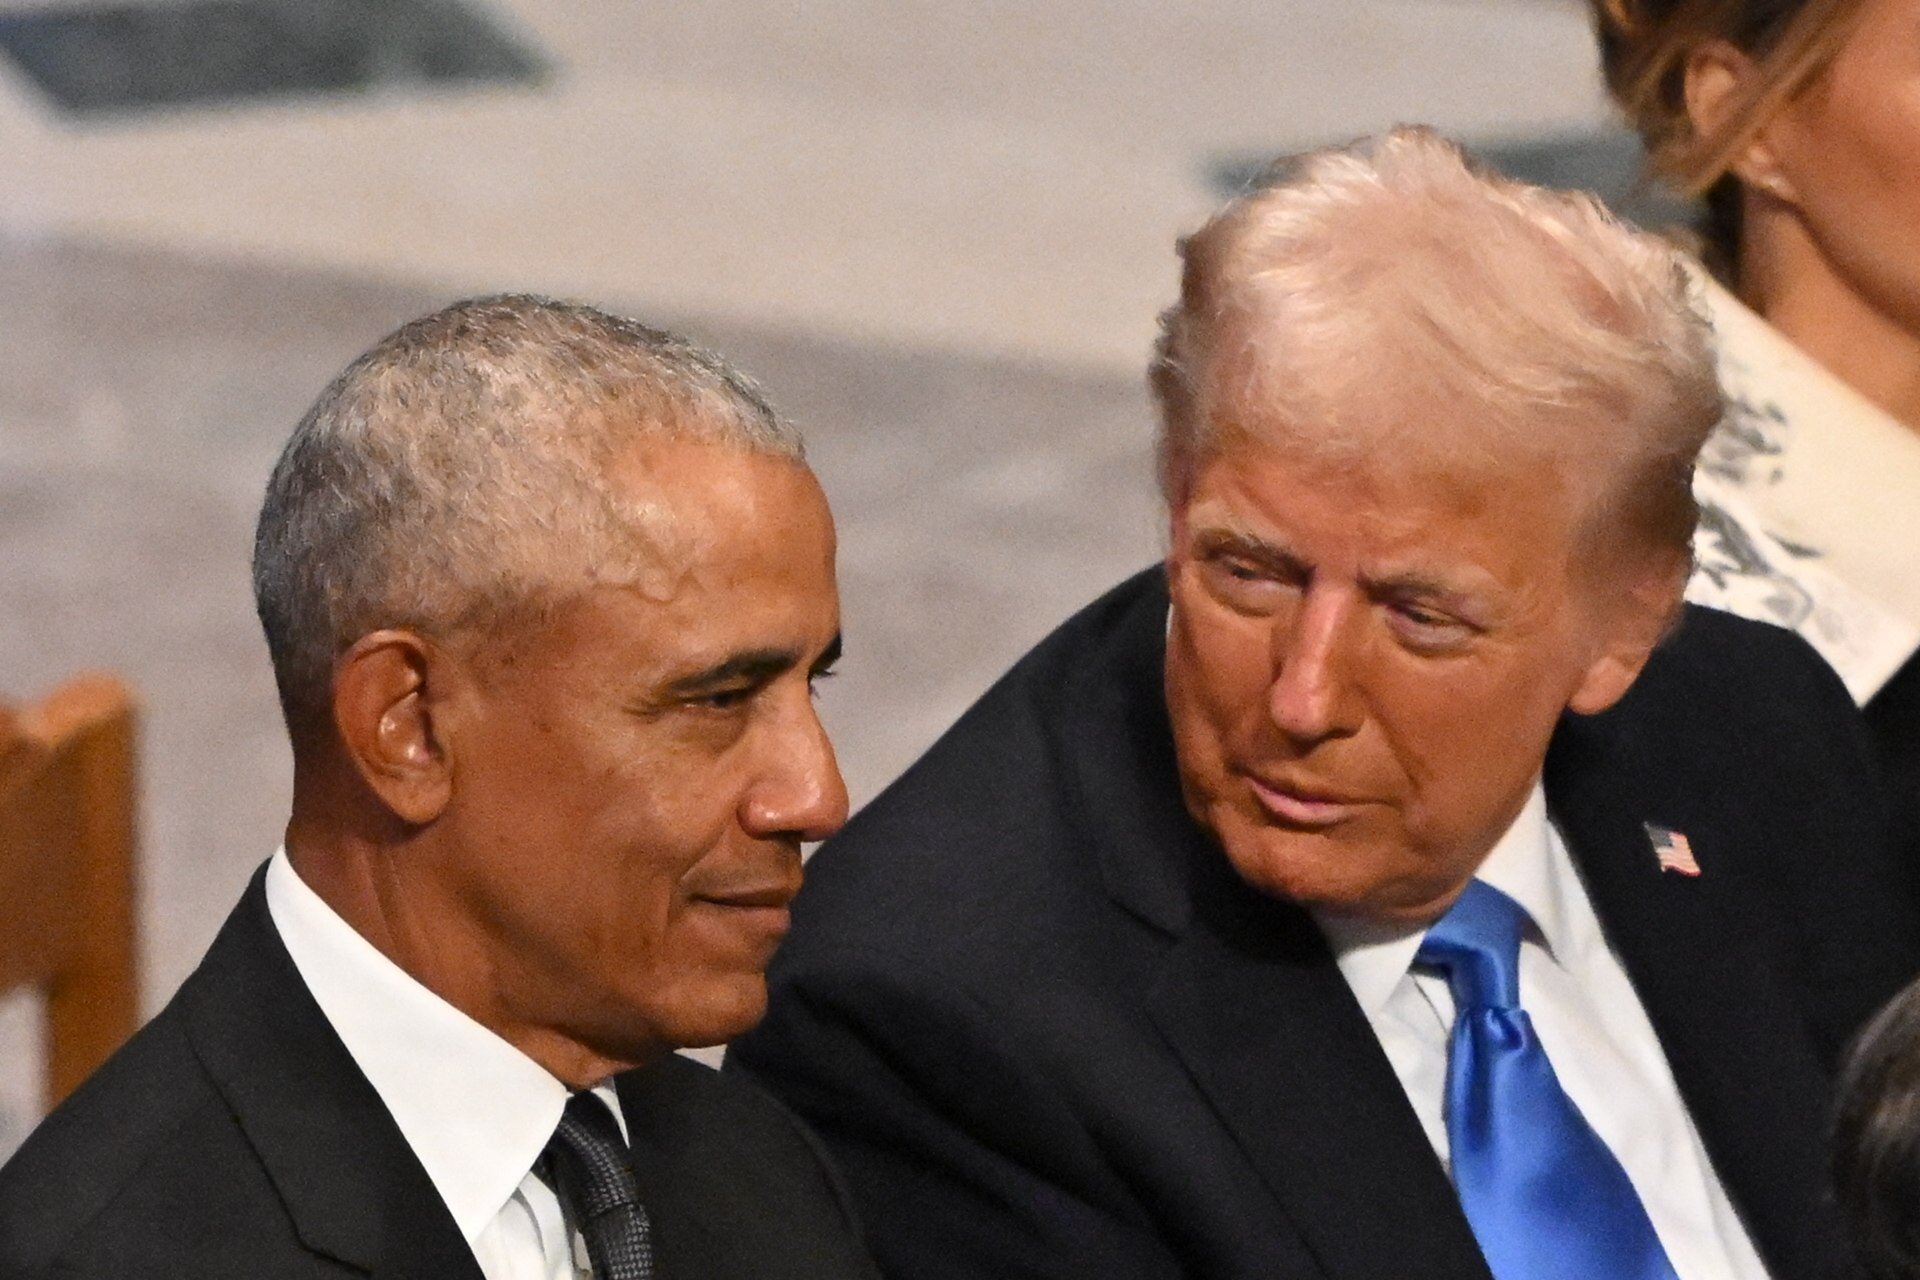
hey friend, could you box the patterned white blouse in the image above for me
[1685,268,1920,705]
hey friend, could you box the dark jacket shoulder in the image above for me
[614,1052,881,1279]
[1553,602,1920,1064]
[622,1050,872,1243]
[4,877,879,1280]
[0,979,305,1278]
[793,567,1177,945]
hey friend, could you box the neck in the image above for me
[284,800,644,1089]
[1739,202,1920,434]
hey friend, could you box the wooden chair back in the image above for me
[0,674,140,1108]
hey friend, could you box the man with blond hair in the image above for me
[0,296,877,1279]
[732,131,1920,1280]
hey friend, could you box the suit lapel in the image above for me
[180,870,485,1280]
[1546,715,1855,1280]
[611,1064,727,1279]
[1070,570,1490,1279]
[1146,857,1494,1280]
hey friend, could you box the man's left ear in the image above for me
[1567,552,1690,717]
[332,629,460,826]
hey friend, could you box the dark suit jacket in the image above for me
[730,566,1920,1280]
[1867,650,1920,902]
[0,870,879,1280]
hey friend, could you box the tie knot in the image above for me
[1415,879,1530,1010]
[560,1090,626,1148]
[547,1092,642,1219]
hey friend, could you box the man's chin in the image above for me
[645,974,772,1053]
[1216,824,1444,920]
[555,974,771,1069]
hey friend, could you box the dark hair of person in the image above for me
[1836,977,1920,1279]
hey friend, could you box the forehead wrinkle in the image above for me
[1185,469,1519,604]
[597,438,812,597]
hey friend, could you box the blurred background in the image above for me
[0,0,1661,1154]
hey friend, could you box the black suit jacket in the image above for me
[1867,650,1920,901]
[0,870,879,1280]
[730,567,1920,1280]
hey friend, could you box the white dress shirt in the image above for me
[266,849,621,1280]
[1312,783,1772,1280]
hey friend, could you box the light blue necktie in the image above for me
[1416,880,1680,1280]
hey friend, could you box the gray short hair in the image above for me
[252,294,804,734]
[1150,127,1722,564]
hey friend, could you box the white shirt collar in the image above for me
[264,849,571,1245]
[1313,780,1588,1016]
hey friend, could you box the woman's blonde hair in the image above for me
[1591,0,1867,275]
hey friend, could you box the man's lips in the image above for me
[683,848,805,939]
[693,882,798,911]
[1245,775,1366,829]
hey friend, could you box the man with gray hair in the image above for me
[732,130,1920,1279]
[0,296,878,1280]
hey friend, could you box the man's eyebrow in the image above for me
[1363,569,1460,599]
[1194,527,1305,573]
[1196,525,1485,604]
[664,649,802,696]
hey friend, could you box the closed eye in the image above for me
[660,647,803,713]
[696,683,762,711]
[1222,557,1267,581]
[1392,600,1449,628]
[1382,597,1477,652]
[1192,535,1307,617]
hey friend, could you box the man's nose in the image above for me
[742,697,851,843]
[1267,589,1363,744]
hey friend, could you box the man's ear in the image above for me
[1567,552,1691,717]
[1685,39,1802,204]
[331,629,455,826]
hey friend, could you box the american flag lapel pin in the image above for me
[1644,822,1702,877]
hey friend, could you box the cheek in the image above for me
[585,792,735,920]
[1386,671,1562,828]
[1788,80,1920,317]
[1169,610,1275,736]
[482,759,732,938]
[554,719,740,857]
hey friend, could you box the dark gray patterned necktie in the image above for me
[543,1090,659,1280]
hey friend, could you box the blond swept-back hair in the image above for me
[252,294,803,735]
[1150,128,1722,566]
[1590,0,1867,275]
